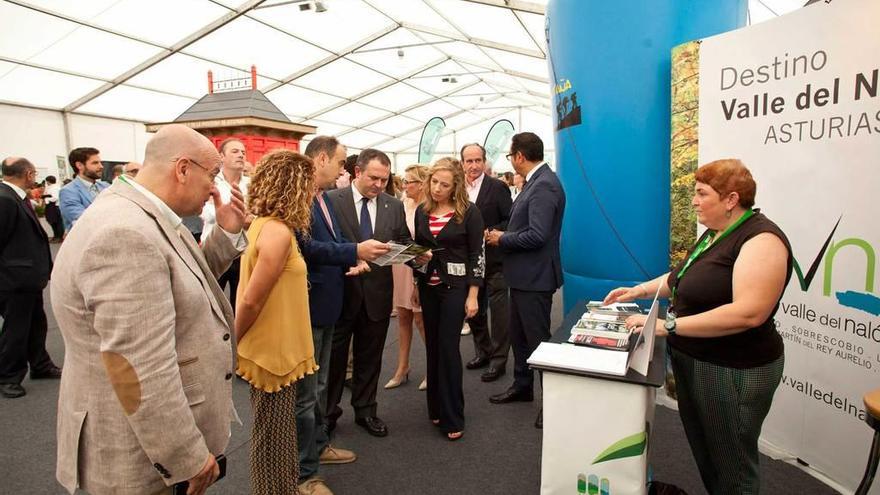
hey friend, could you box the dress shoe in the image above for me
[30,365,62,380]
[0,383,26,398]
[418,377,427,391]
[535,409,543,429]
[466,356,489,370]
[319,444,357,465]
[447,431,464,441]
[489,387,534,404]
[355,416,388,437]
[383,371,409,389]
[298,476,334,495]
[480,367,505,382]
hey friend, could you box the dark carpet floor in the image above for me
[0,252,840,494]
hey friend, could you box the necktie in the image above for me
[89,183,100,199]
[359,197,373,239]
[22,197,38,223]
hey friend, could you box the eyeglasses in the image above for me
[177,157,219,180]
[402,179,421,185]
[505,152,515,161]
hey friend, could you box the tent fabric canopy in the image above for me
[0,0,805,156]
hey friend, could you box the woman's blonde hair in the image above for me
[404,164,430,203]
[423,158,470,223]
[247,149,315,235]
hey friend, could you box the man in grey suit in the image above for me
[325,149,414,438]
[52,124,246,495]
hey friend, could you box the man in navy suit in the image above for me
[297,137,390,495]
[0,157,61,398]
[59,147,109,231]
[485,133,565,428]
[325,149,418,439]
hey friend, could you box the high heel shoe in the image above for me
[418,377,427,391]
[384,371,409,389]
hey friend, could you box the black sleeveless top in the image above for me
[666,211,792,368]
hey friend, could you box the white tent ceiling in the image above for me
[0,0,806,156]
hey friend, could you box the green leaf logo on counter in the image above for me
[592,431,647,464]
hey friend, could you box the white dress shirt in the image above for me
[201,172,250,239]
[466,173,485,203]
[2,180,27,200]
[525,162,546,183]
[44,183,60,204]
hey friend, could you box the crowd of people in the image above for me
[0,125,792,495]
[0,126,565,495]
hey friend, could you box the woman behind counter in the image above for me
[414,159,484,441]
[604,159,792,495]
[235,150,318,494]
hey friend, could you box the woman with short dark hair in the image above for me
[604,158,792,494]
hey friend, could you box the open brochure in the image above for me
[372,241,432,266]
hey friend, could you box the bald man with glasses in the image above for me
[52,124,247,495]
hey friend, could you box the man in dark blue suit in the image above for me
[485,133,565,428]
[297,137,390,495]
[0,157,61,399]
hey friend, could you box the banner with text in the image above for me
[693,0,879,491]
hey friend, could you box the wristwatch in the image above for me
[664,313,677,335]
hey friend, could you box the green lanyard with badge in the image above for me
[665,208,755,334]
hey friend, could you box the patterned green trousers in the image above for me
[669,345,784,495]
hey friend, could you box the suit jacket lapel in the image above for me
[111,183,230,326]
[474,176,489,207]
[76,180,94,207]
[1,183,46,239]
[374,194,388,239]
[337,187,361,242]
[325,193,345,240]
[313,196,336,240]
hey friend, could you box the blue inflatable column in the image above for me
[546,1,747,312]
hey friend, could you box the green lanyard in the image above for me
[671,208,755,306]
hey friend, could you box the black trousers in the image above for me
[466,268,510,369]
[218,258,240,313]
[0,291,54,384]
[326,304,390,422]
[420,282,467,433]
[509,288,554,393]
[44,203,64,239]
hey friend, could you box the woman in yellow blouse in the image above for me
[235,150,317,494]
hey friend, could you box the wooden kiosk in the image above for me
[146,66,316,164]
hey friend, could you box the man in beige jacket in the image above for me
[52,124,247,495]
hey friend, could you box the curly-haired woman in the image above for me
[235,149,318,494]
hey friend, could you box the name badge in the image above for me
[446,262,466,276]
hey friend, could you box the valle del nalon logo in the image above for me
[793,215,880,316]
[577,431,647,494]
